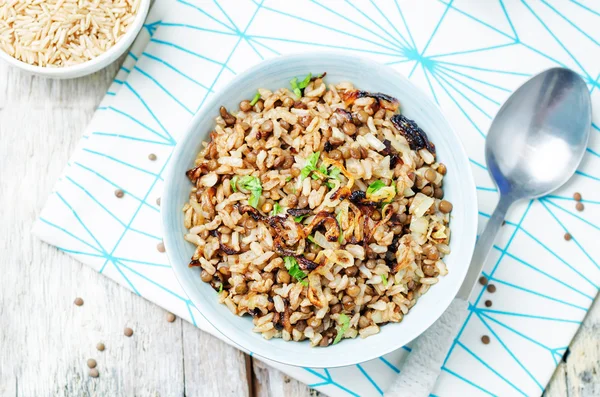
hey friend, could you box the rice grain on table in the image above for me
[0,0,140,67]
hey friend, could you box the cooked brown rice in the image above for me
[183,74,453,346]
[0,0,141,67]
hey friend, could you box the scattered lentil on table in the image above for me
[479,276,488,285]
[87,359,97,369]
[74,297,84,306]
[481,335,491,344]
[89,368,99,378]
[487,284,496,293]
[564,233,572,241]
[573,192,582,201]
[166,312,176,323]
[148,153,157,161]
[157,242,165,253]
[115,189,124,198]
[485,300,492,307]
[156,197,161,206]
[576,202,584,212]
[96,342,105,352]
[124,327,134,337]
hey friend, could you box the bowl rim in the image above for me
[0,0,150,77]
[162,51,478,368]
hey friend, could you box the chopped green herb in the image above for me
[290,77,302,98]
[294,214,309,223]
[218,283,224,293]
[328,167,341,180]
[307,235,316,244]
[298,73,312,89]
[271,202,282,216]
[301,151,321,180]
[250,92,261,106]
[367,180,386,196]
[336,211,344,244]
[333,313,350,344]
[284,256,308,285]
[381,274,388,286]
[238,175,262,208]
[325,181,335,189]
[285,176,292,182]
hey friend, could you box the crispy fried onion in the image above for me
[302,211,339,242]
[273,236,320,271]
[392,234,416,273]
[341,90,400,111]
[315,249,355,269]
[365,203,397,244]
[217,232,241,255]
[391,114,435,153]
[321,157,354,189]
[273,300,292,333]
[307,273,328,308]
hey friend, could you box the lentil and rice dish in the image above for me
[183,73,453,347]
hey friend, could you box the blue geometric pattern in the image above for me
[32,1,600,396]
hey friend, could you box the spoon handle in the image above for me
[385,196,512,397]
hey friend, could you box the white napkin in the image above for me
[34,1,600,396]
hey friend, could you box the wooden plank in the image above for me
[252,359,317,397]
[181,320,251,397]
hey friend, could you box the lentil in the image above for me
[487,284,496,293]
[166,312,176,323]
[439,200,453,213]
[157,242,166,253]
[564,233,572,241]
[573,192,582,201]
[89,368,99,378]
[576,202,584,212]
[114,189,124,198]
[481,335,490,344]
[74,297,84,306]
[87,359,97,369]
[239,100,252,112]
[148,153,157,161]
[124,327,134,337]
[96,343,105,352]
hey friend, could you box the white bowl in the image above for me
[0,0,150,79]
[162,52,478,368]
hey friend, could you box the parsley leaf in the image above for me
[298,73,312,89]
[333,313,350,344]
[271,202,282,216]
[250,92,260,106]
[367,180,386,196]
[284,256,308,286]
[294,214,309,223]
[328,167,341,180]
[285,176,292,182]
[301,152,321,180]
[290,77,302,98]
[325,181,335,189]
[218,283,224,293]
[238,175,262,208]
[381,274,388,286]
[230,176,238,193]
[307,235,316,244]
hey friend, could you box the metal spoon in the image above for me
[387,68,591,397]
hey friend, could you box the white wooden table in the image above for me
[0,59,598,397]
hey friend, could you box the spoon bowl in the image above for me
[486,67,591,199]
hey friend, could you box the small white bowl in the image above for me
[162,52,478,368]
[0,0,150,79]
